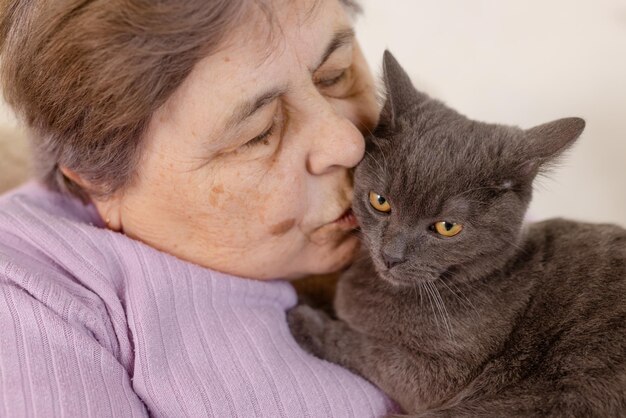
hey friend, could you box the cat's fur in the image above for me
[288,51,626,417]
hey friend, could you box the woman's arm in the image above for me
[0,276,149,417]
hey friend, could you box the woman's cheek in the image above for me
[261,188,296,234]
[208,134,304,239]
[344,47,379,131]
[263,171,305,237]
[207,183,227,209]
[208,178,283,235]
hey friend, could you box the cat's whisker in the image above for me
[425,282,448,338]
[410,282,425,309]
[363,149,386,184]
[451,279,492,307]
[438,279,478,317]
[375,142,389,173]
[356,120,375,138]
[417,283,423,307]
[365,150,386,184]
[410,282,420,309]
[438,280,483,334]
[495,236,527,254]
[437,280,455,298]
[428,281,454,341]
[422,282,441,332]
[371,138,390,173]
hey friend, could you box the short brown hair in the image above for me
[0,0,359,201]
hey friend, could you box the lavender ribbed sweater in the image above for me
[0,182,397,417]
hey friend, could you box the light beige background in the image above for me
[355,0,626,226]
[1,0,625,225]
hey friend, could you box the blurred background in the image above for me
[355,0,626,226]
[0,0,624,225]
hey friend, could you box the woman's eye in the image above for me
[243,124,274,148]
[316,70,347,88]
[242,119,277,149]
[369,191,391,214]
[315,66,355,96]
[431,221,463,237]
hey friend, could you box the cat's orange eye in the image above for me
[369,192,391,213]
[433,221,463,237]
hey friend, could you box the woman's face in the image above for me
[96,0,379,280]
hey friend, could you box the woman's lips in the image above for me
[333,207,359,230]
[307,207,359,245]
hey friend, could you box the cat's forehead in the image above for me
[392,119,520,172]
[359,120,521,213]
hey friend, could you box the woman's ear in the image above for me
[59,166,85,188]
[92,197,124,232]
[60,166,124,231]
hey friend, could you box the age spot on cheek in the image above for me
[269,218,296,236]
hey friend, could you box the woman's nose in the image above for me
[305,103,365,175]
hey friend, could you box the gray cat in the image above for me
[288,51,626,417]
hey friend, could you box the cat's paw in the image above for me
[287,304,330,358]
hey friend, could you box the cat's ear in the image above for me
[380,50,424,129]
[519,117,585,176]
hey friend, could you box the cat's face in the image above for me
[353,51,585,287]
[353,120,531,286]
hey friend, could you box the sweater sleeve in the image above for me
[0,276,149,418]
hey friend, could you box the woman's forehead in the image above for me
[217,0,353,73]
[159,0,354,140]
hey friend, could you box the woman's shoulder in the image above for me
[0,182,133,359]
[0,181,115,293]
[0,180,103,226]
[0,251,126,358]
[0,185,146,415]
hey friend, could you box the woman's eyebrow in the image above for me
[226,28,354,130]
[226,87,288,130]
[312,27,355,72]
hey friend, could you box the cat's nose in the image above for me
[382,252,405,269]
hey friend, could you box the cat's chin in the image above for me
[378,268,440,288]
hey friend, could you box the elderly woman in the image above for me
[0,0,400,416]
